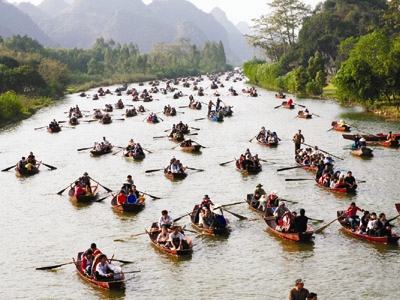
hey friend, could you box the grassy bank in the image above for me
[0,91,52,127]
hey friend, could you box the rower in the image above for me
[167,226,185,250]
[116,190,127,205]
[27,152,36,165]
[344,171,357,190]
[387,131,394,141]
[257,127,266,140]
[159,210,173,228]
[201,195,214,209]
[293,130,305,153]
[253,184,266,201]
[293,209,309,233]
[289,279,310,300]
[81,249,94,275]
[17,157,27,171]
[345,202,364,229]
[126,139,135,150]
[287,98,294,106]
[200,207,215,228]
[95,254,122,281]
[156,225,169,244]
[375,213,393,237]
[273,202,290,225]
[208,100,214,116]
[126,186,139,204]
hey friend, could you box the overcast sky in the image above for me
[10,0,320,24]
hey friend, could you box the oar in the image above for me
[309,217,324,223]
[83,120,98,123]
[249,136,257,143]
[115,118,125,121]
[95,195,111,202]
[195,118,206,121]
[186,167,204,172]
[36,261,74,270]
[187,133,198,137]
[285,178,314,182]
[145,168,163,174]
[277,166,304,172]
[113,148,124,156]
[57,181,75,195]
[88,176,113,193]
[34,126,47,130]
[61,126,75,129]
[278,198,299,204]
[213,201,245,210]
[42,163,57,170]
[114,232,147,242]
[173,212,192,222]
[274,104,282,109]
[294,103,306,108]
[190,126,200,131]
[123,270,141,274]
[314,214,344,234]
[312,113,321,118]
[142,148,153,154]
[153,136,168,139]
[302,143,344,160]
[221,208,247,220]
[77,147,93,152]
[138,190,161,200]
[219,159,235,166]
[179,106,188,108]
[111,259,134,264]
[1,165,16,172]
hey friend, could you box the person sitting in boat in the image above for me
[159,210,173,228]
[253,184,266,201]
[126,186,140,204]
[116,190,127,205]
[216,98,223,111]
[95,254,122,282]
[345,202,364,229]
[359,211,370,233]
[167,226,186,250]
[270,132,280,143]
[81,249,94,275]
[180,139,193,147]
[200,207,215,228]
[318,172,330,187]
[367,212,378,235]
[208,100,214,116]
[17,157,27,171]
[27,152,37,165]
[387,131,395,141]
[294,209,309,233]
[74,181,86,198]
[274,202,290,225]
[278,211,294,232]
[256,127,266,141]
[287,98,294,106]
[169,160,181,174]
[374,213,393,237]
[80,172,91,194]
[126,139,135,151]
[344,171,357,190]
[265,191,279,210]
[156,225,169,244]
[359,137,367,147]
[201,195,214,210]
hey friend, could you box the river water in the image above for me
[0,75,399,299]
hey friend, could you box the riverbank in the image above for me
[0,92,52,128]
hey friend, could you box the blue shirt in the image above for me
[127,194,137,204]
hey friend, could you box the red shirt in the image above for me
[117,193,127,205]
[346,206,362,217]
[75,186,85,197]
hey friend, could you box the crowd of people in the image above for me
[256,126,280,145]
[48,119,61,132]
[17,152,38,172]
[163,105,176,115]
[343,202,394,237]
[124,139,145,158]
[191,195,227,230]
[147,113,159,123]
[165,158,186,174]
[115,175,143,206]
[169,121,189,137]
[92,137,112,153]
[236,149,261,171]
[72,172,93,197]
[68,105,82,118]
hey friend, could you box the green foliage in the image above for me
[0,91,23,121]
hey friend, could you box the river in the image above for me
[0,75,399,299]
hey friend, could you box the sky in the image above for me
[9,0,319,24]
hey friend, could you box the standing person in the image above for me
[289,279,309,300]
[293,130,305,153]
[345,202,364,229]
[159,210,173,228]
[294,209,309,233]
[208,100,214,117]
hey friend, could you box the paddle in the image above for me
[285,178,315,182]
[1,165,16,172]
[277,166,304,172]
[153,136,168,139]
[195,118,206,121]
[294,102,306,108]
[173,212,192,222]
[190,126,200,131]
[61,126,75,129]
[113,148,124,156]
[57,181,75,195]
[213,201,245,210]
[115,118,125,121]
[114,232,147,242]
[42,163,57,171]
[219,159,235,166]
[395,203,400,214]
[249,136,257,143]
[187,133,199,137]
[309,217,324,223]
[312,113,321,118]
[142,147,153,154]
[138,190,161,200]
[314,214,344,234]
[34,126,47,130]
[274,104,282,109]
[36,261,74,270]
[111,259,134,264]
[186,167,204,172]
[278,198,299,204]
[123,270,141,274]
[95,195,111,202]
[145,168,164,174]
[77,147,93,152]
[179,106,189,108]
[83,120,98,123]
[302,142,344,161]
[89,176,113,193]
[221,208,247,220]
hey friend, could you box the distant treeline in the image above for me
[0,35,231,125]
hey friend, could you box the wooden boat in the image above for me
[69,185,99,203]
[90,146,112,157]
[337,211,399,244]
[189,102,202,110]
[47,126,61,133]
[190,205,230,236]
[331,121,351,132]
[208,112,224,122]
[180,144,202,153]
[275,94,286,99]
[351,147,373,157]
[146,223,193,257]
[164,170,187,181]
[15,165,40,177]
[316,181,356,194]
[69,118,79,125]
[114,102,124,109]
[146,118,160,124]
[282,101,295,109]
[264,215,314,242]
[73,252,125,290]
[164,109,177,116]
[245,194,265,215]
[378,140,399,148]
[169,133,185,143]
[235,160,262,175]
[123,151,145,161]
[297,112,312,119]
[100,116,112,124]
[125,109,137,118]
[257,139,278,147]
[111,195,145,213]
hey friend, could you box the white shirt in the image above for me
[96,262,116,277]
[171,163,180,173]
[168,231,185,242]
[159,215,173,227]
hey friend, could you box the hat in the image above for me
[83,172,88,176]
[203,195,210,199]
[256,184,263,188]
[295,279,304,285]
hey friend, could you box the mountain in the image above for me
[0,0,53,45]
[9,0,251,63]
[18,2,49,24]
[210,7,252,63]
[38,0,69,16]
[236,21,251,35]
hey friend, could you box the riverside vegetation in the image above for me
[244,0,400,119]
[0,35,230,126]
